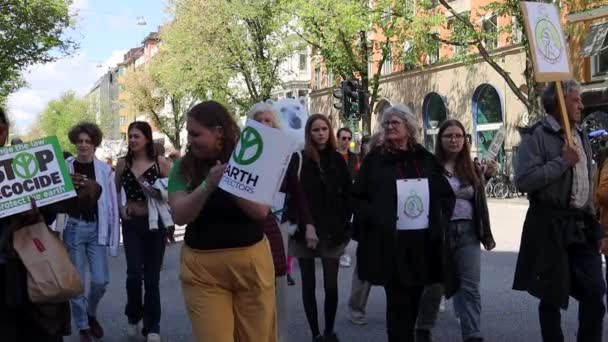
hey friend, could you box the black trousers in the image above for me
[538,242,605,342]
[0,264,64,342]
[123,216,166,335]
[384,278,424,342]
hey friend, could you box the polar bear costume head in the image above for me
[266,97,309,152]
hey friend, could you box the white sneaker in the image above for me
[147,333,161,342]
[340,254,352,267]
[439,297,446,312]
[127,323,139,339]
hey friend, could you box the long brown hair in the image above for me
[179,101,240,188]
[125,121,156,168]
[435,119,480,186]
[304,114,337,163]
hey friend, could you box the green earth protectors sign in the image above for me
[0,136,76,218]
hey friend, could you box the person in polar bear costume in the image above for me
[267,97,309,152]
[248,99,314,342]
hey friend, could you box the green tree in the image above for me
[431,0,580,121]
[165,0,302,112]
[38,91,94,153]
[0,0,77,102]
[291,0,442,133]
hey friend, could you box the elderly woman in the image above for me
[247,103,314,342]
[353,104,456,342]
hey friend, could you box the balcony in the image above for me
[445,0,471,17]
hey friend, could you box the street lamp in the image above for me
[137,16,147,26]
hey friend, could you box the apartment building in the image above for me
[308,0,554,168]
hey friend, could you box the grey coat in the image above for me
[513,116,601,308]
[515,116,595,213]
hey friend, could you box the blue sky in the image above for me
[8,0,168,134]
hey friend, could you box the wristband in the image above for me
[198,180,209,192]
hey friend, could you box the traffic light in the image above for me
[333,80,361,119]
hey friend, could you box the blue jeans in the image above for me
[63,217,109,331]
[450,220,482,340]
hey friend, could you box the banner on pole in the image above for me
[0,136,76,218]
[520,1,572,82]
[219,120,292,205]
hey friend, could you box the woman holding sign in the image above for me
[0,108,71,342]
[352,104,455,342]
[115,122,172,342]
[416,119,496,342]
[291,114,352,342]
[168,101,275,342]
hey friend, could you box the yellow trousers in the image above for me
[180,238,277,342]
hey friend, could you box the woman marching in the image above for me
[168,101,275,342]
[291,114,352,342]
[115,122,172,342]
[416,119,496,342]
[352,104,456,342]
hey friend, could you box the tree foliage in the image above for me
[166,0,302,112]
[0,0,77,100]
[38,91,94,153]
[290,0,443,132]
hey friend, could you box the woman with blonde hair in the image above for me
[247,102,314,342]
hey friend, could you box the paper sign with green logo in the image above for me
[219,119,292,205]
[0,136,76,218]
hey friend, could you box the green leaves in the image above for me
[0,0,77,98]
[38,91,94,153]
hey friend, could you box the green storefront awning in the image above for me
[581,21,608,57]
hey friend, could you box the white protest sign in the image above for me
[396,178,430,230]
[486,125,506,159]
[0,136,76,218]
[520,2,572,82]
[220,119,292,205]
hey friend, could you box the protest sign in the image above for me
[219,120,292,205]
[486,125,506,160]
[0,136,76,218]
[521,1,574,145]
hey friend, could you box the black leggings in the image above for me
[298,258,340,337]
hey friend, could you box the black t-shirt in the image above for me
[168,160,263,250]
[68,161,97,221]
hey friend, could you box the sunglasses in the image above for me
[341,136,352,141]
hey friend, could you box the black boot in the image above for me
[415,329,433,342]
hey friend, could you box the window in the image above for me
[428,43,439,64]
[482,15,498,50]
[592,49,608,76]
[368,58,374,78]
[511,17,523,44]
[315,68,321,89]
[298,89,308,98]
[381,45,393,75]
[473,84,504,160]
[286,91,293,98]
[423,93,448,152]
[448,20,464,56]
[326,69,334,87]
[299,53,308,72]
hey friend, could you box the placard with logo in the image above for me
[0,136,76,218]
[219,119,292,205]
[396,178,430,230]
[520,2,572,82]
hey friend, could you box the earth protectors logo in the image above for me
[224,126,264,194]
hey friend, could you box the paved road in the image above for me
[67,199,608,341]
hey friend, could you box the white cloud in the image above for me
[7,49,127,135]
